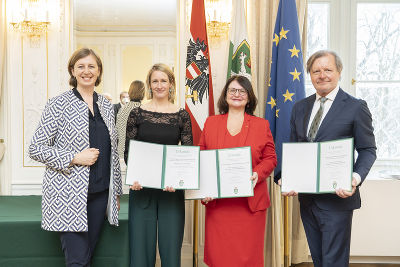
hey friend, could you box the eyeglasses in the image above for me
[227,88,247,96]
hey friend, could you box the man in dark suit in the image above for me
[280,50,376,267]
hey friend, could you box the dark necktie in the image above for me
[308,97,328,142]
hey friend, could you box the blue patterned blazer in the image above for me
[29,90,122,232]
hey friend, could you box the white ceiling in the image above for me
[74,0,177,32]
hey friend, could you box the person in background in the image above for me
[201,75,277,267]
[116,80,145,158]
[114,91,129,118]
[281,50,376,267]
[29,47,122,267]
[124,63,192,267]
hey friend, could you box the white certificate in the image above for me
[319,139,353,192]
[218,147,253,198]
[281,138,353,193]
[163,145,200,189]
[185,150,219,199]
[126,140,164,188]
[125,140,200,189]
[185,147,253,199]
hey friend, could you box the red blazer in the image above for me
[199,113,277,212]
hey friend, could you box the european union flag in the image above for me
[265,0,306,182]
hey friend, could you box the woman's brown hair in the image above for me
[67,48,103,87]
[217,75,257,115]
[128,80,145,101]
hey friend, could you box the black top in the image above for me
[124,106,193,163]
[73,88,111,193]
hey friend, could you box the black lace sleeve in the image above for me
[179,109,193,146]
[124,107,139,164]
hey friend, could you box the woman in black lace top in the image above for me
[124,63,192,267]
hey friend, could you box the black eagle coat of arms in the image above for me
[185,38,210,105]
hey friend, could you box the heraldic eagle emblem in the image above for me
[185,38,210,105]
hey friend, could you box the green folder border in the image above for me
[184,149,219,200]
[125,140,200,190]
[299,138,354,194]
[216,146,254,199]
[125,140,164,189]
[282,138,354,194]
[185,147,254,200]
[163,144,200,190]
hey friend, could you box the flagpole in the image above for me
[284,195,290,267]
[193,199,199,267]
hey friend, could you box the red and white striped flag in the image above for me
[185,0,214,145]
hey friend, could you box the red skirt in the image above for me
[203,197,266,267]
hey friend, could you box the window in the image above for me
[306,2,330,96]
[355,3,400,165]
[307,0,400,176]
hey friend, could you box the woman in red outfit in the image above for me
[200,75,277,267]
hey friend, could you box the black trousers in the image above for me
[60,190,108,267]
[300,200,353,267]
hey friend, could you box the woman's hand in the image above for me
[116,195,120,211]
[71,148,99,166]
[202,197,213,204]
[163,186,176,192]
[278,179,298,196]
[250,172,258,188]
[130,181,143,191]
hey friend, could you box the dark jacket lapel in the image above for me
[304,95,316,138]
[315,88,348,140]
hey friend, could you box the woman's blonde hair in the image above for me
[146,63,176,103]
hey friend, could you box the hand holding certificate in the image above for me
[281,138,353,193]
[185,147,253,199]
[126,140,200,190]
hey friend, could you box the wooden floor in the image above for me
[293,264,399,267]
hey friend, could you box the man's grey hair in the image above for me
[306,50,343,74]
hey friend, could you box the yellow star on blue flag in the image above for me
[283,89,295,102]
[289,68,301,81]
[289,44,300,57]
[265,0,306,181]
[267,96,276,109]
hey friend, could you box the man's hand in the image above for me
[336,177,357,198]
[278,179,298,197]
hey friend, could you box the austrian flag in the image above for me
[185,0,214,145]
[186,62,202,80]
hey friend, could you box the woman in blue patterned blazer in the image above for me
[29,48,122,267]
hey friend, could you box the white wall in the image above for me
[349,178,400,263]
[75,31,176,104]
[1,0,73,195]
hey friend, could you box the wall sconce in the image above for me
[9,0,50,45]
[205,0,232,40]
